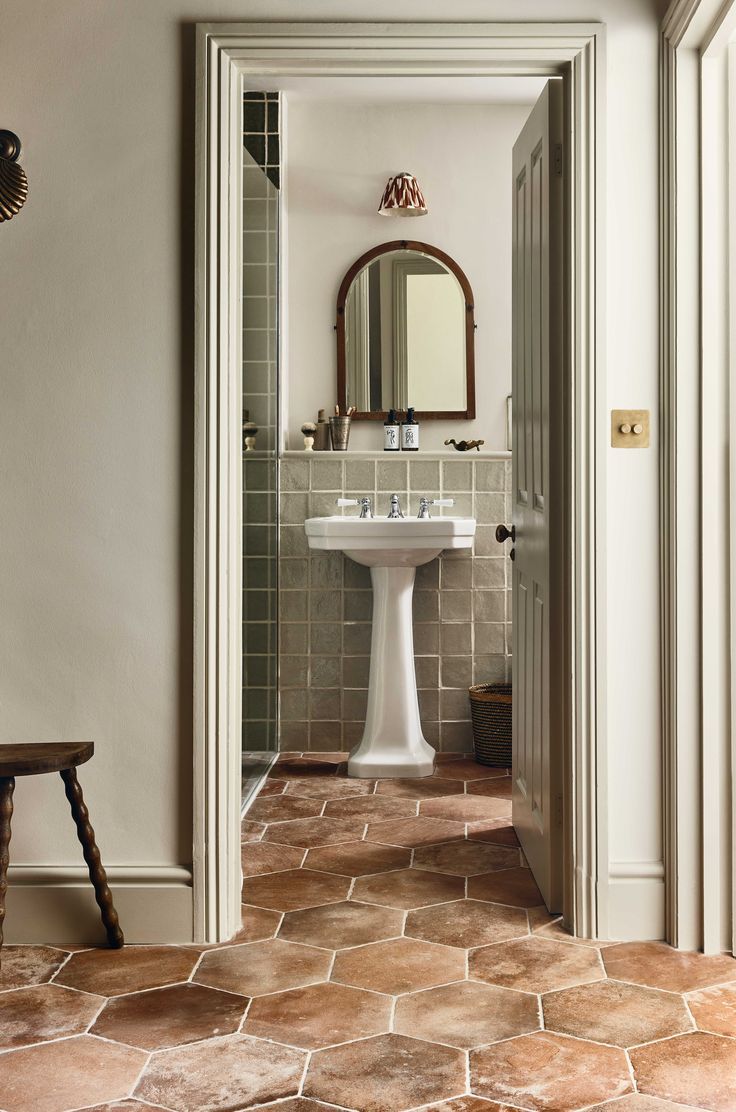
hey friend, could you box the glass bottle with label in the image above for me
[401,407,419,452]
[384,409,400,451]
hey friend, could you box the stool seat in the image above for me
[0,742,93,778]
[0,741,123,958]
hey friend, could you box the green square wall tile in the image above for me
[345,459,376,490]
[311,458,344,490]
[409,459,440,491]
[376,458,408,491]
[442,460,472,491]
[281,458,310,491]
[475,460,507,492]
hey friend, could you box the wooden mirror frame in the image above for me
[336,240,476,420]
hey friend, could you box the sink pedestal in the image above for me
[348,566,436,779]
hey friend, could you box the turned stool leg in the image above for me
[60,767,124,948]
[0,777,14,962]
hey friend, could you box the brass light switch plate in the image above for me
[611,409,650,448]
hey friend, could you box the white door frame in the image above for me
[661,0,736,954]
[193,21,607,944]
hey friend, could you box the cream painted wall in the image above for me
[285,100,532,450]
[1,0,663,940]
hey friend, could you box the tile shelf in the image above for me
[281,449,511,460]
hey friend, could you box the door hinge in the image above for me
[553,142,563,177]
[554,793,563,828]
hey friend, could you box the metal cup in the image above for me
[329,415,352,451]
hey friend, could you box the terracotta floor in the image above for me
[2,754,736,1112]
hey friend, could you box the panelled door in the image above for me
[509,82,564,912]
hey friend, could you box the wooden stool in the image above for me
[0,743,124,956]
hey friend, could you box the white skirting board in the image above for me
[607,862,666,941]
[3,866,194,945]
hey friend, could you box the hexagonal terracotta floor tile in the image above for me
[468,867,544,908]
[241,841,305,876]
[263,816,366,848]
[194,937,331,996]
[0,983,103,1050]
[256,776,287,795]
[375,777,464,800]
[304,840,410,876]
[688,982,736,1036]
[366,816,466,848]
[352,867,464,909]
[241,819,266,841]
[471,1030,633,1109]
[0,946,68,991]
[530,915,617,948]
[467,778,513,798]
[91,982,248,1050]
[323,794,418,821]
[468,823,520,847]
[413,840,520,876]
[431,759,507,781]
[279,901,403,949]
[395,980,539,1048]
[249,1100,352,1111]
[284,777,374,800]
[603,941,736,992]
[469,937,603,993]
[245,981,391,1048]
[247,795,324,823]
[53,945,198,997]
[419,796,511,822]
[630,1031,736,1111]
[331,937,465,994]
[583,1096,701,1111]
[412,1101,510,1112]
[76,1102,175,1112]
[243,867,350,910]
[135,1032,306,1111]
[305,1033,466,1111]
[543,979,692,1048]
[406,899,528,949]
[0,1035,148,1112]
[237,904,282,943]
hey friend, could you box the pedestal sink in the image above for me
[304,514,476,778]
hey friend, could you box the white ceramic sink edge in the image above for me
[305,515,475,551]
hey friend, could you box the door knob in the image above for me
[495,524,516,544]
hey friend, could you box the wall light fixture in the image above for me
[0,130,28,223]
[377,172,427,217]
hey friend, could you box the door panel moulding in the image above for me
[194,22,607,944]
[661,0,736,954]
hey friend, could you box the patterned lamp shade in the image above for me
[378,172,428,217]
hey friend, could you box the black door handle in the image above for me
[495,524,516,544]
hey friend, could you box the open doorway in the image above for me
[238,73,567,910]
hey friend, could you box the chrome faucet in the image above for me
[336,496,373,519]
[417,497,455,520]
[387,494,404,519]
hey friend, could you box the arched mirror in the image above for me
[336,240,476,420]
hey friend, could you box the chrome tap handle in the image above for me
[336,497,373,519]
[417,497,454,519]
[387,494,404,519]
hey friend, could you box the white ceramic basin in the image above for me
[304,515,475,567]
[304,514,477,779]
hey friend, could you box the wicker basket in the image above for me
[468,683,512,767]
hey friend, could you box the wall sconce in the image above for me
[378,172,428,217]
[0,130,28,223]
